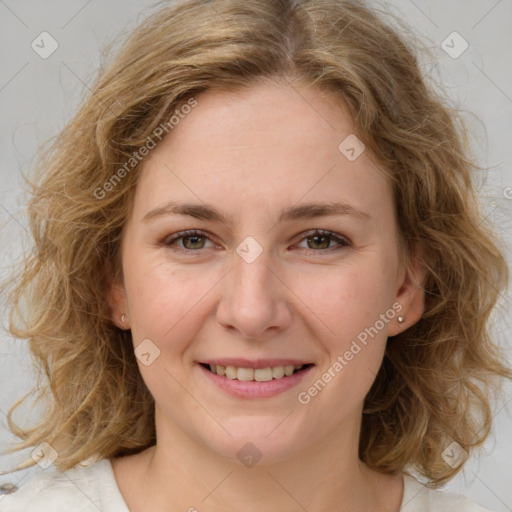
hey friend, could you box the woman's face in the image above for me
[110,80,424,465]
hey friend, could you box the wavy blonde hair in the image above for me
[2,0,510,487]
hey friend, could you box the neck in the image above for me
[126,408,403,512]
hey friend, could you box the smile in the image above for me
[202,363,311,382]
[197,359,315,398]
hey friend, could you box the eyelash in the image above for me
[162,229,351,255]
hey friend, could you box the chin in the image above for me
[200,416,306,467]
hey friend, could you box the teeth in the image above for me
[225,365,237,379]
[207,364,306,381]
[238,367,256,381]
[272,366,285,379]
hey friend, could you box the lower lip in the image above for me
[197,364,314,399]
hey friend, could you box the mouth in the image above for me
[199,362,314,382]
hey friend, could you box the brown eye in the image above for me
[163,230,215,252]
[307,234,331,249]
[298,230,351,251]
[181,234,206,249]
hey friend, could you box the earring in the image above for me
[121,314,126,323]
[397,315,405,324]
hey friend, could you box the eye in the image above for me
[161,229,351,254]
[163,230,216,252]
[295,230,351,251]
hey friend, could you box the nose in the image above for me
[216,247,292,340]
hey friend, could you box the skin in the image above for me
[108,79,426,512]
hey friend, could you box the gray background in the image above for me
[0,0,511,509]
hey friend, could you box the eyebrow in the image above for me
[142,201,371,224]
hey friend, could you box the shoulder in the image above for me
[401,473,493,512]
[0,458,128,512]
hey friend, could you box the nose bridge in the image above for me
[216,238,290,338]
[230,239,277,307]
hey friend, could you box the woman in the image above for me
[1,0,510,510]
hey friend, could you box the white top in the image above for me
[0,458,492,511]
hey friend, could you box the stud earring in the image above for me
[121,314,126,323]
[397,315,405,324]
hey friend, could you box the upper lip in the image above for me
[199,358,313,369]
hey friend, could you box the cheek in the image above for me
[292,257,397,345]
[123,260,219,403]
[124,255,222,350]
[289,257,398,404]
[292,267,395,413]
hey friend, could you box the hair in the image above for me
[2,0,510,488]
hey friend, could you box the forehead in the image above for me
[162,81,357,160]
[132,81,393,224]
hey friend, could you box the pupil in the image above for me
[185,235,203,249]
[310,235,329,249]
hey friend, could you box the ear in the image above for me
[387,245,427,336]
[106,261,130,330]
